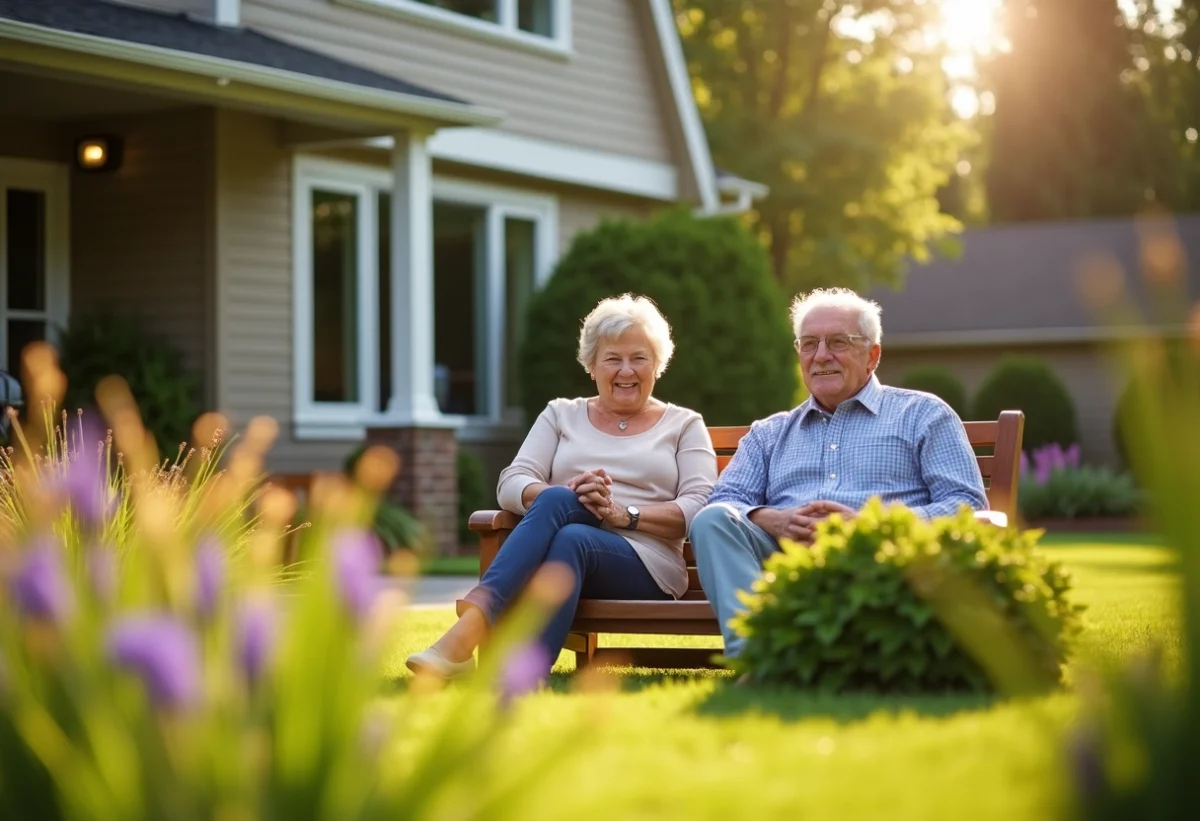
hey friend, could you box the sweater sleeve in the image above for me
[495,403,562,515]
[670,412,718,529]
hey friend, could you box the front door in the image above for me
[0,158,69,378]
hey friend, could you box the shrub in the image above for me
[56,311,201,456]
[341,443,430,556]
[899,365,968,417]
[458,448,490,547]
[970,356,1079,451]
[0,349,579,819]
[1018,443,1141,520]
[730,500,1084,694]
[519,208,797,427]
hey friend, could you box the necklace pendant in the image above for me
[618,420,628,431]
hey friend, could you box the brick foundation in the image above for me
[366,425,459,556]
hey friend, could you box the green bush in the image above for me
[341,443,430,555]
[56,311,201,455]
[519,208,797,426]
[970,356,1079,451]
[731,500,1084,694]
[1018,446,1142,521]
[458,448,490,546]
[899,365,968,417]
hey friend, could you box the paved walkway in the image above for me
[379,575,476,609]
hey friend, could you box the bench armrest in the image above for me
[972,509,1009,528]
[468,509,521,533]
[468,509,522,576]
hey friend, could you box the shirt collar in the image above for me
[798,374,883,420]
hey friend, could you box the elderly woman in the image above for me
[406,293,716,681]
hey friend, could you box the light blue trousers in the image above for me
[689,503,780,658]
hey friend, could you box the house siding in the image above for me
[876,343,1125,466]
[240,0,677,165]
[0,117,67,163]
[213,109,352,473]
[69,107,214,403]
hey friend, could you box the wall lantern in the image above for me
[75,135,124,173]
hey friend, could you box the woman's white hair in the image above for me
[789,287,883,344]
[577,293,675,377]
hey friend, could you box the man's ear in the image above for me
[868,344,882,372]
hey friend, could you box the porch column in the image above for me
[368,130,461,556]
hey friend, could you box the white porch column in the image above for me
[384,130,444,425]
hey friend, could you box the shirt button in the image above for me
[830,444,838,450]
[829,473,836,479]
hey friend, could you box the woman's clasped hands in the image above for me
[565,468,621,523]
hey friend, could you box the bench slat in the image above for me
[964,420,999,447]
[708,426,750,450]
[575,599,716,620]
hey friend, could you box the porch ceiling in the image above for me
[0,67,185,121]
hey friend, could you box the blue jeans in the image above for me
[461,485,669,676]
[689,503,780,658]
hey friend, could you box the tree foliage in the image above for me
[674,0,972,293]
[984,0,1154,222]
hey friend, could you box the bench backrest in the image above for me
[681,410,1025,598]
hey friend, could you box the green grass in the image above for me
[418,554,481,576]
[381,544,1178,820]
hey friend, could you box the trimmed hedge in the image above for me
[899,365,968,417]
[730,500,1084,694]
[970,356,1079,451]
[518,208,798,426]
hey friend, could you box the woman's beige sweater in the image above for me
[496,397,717,598]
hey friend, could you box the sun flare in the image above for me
[936,0,1005,55]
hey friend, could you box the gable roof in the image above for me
[0,0,502,127]
[868,214,1200,347]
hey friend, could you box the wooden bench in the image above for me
[467,409,1026,670]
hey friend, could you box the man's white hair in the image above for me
[577,293,675,377]
[789,287,883,345]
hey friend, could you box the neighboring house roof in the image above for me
[0,0,502,127]
[869,214,1200,347]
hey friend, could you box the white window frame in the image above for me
[0,158,70,372]
[332,0,572,59]
[292,156,557,439]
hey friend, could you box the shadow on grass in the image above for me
[691,682,998,724]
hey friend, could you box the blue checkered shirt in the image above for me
[707,376,988,521]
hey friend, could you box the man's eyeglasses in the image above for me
[795,334,868,354]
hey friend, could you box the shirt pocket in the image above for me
[842,432,917,492]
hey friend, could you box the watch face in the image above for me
[628,506,640,516]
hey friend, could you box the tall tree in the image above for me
[674,0,972,292]
[984,0,1151,222]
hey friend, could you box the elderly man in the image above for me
[690,287,988,658]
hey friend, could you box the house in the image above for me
[868,213,1200,467]
[0,0,760,553]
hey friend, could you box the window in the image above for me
[335,0,569,55]
[294,159,556,436]
[0,159,68,380]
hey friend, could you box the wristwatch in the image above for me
[625,505,640,530]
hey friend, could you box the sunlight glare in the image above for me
[937,0,1004,56]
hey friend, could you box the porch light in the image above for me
[75,136,123,173]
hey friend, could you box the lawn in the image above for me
[381,541,1179,820]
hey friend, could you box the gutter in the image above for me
[0,17,505,129]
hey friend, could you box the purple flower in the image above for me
[1064,443,1081,470]
[333,529,382,621]
[235,597,277,689]
[11,541,74,625]
[86,543,117,605]
[1019,450,1030,477]
[499,642,551,705]
[194,537,225,621]
[107,615,201,710]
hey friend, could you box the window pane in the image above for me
[518,0,553,36]
[433,202,487,416]
[504,217,536,410]
[311,190,359,404]
[414,0,497,23]
[377,192,392,413]
[7,319,44,375]
[6,189,46,311]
